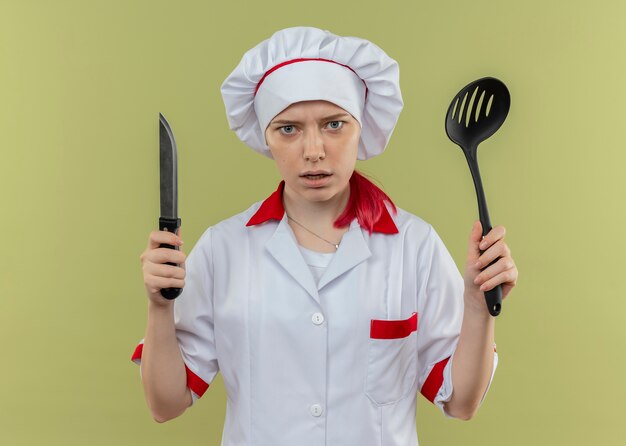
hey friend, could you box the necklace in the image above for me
[287,215,340,250]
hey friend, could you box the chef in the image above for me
[132,27,518,446]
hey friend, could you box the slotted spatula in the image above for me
[444,77,510,317]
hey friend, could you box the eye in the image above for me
[279,125,296,135]
[326,121,344,130]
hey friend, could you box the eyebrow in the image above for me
[270,112,351,126]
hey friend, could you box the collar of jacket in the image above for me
[246,181,399,234]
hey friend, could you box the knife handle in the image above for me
[159,217,182,300]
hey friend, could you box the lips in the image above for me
[300,171,332,179]
[300,171,332,187]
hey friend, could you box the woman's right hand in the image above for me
[140,230,186,306]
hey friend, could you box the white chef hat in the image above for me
[221,27,403,160]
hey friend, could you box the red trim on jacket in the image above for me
[420,357,450,403]
[245,181,399,234]
[370,312,418,339]
[131,343,143,364]
[131,343,209,398]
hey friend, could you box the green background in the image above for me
[2,0,624,444]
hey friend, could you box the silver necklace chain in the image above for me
[287,215,340,250]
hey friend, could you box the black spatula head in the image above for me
[445,77,510,154]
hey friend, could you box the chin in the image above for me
[302,187,336,202]
[304,183,350,204]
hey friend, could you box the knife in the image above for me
[159,112,182,300]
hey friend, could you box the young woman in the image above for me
[133,27,518,446]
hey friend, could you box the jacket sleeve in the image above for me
[415,225,498,415]
[131,227,220,402]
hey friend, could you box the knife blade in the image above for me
[159,112,182,300]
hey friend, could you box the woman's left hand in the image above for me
[464,221,518,312]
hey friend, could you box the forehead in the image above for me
[272,100,349,120]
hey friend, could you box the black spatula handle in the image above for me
[485,287,502,317]
[466,155,502,317]
[159,217,182,300]
[480,223,502,317]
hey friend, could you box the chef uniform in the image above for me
[132,27,497,446]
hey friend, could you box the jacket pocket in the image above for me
[365,312,418,405]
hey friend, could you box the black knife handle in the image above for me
[159,217,182,300]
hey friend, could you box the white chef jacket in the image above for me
[132,182,498,446]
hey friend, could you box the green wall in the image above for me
[2,0,624,444]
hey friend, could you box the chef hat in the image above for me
[221,27,404,160]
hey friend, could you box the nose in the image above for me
[303,129,325,162]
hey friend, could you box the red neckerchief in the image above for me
[246,181,399,234]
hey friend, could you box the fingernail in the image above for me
[474,276,481,284]
[480,283,487,291]
[474,261,481,268]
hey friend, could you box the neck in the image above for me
[282,184,350,227]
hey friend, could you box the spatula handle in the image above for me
[159,217,182,300]
[480,223,502,317]
[484,286,502,317]
[467,155,503,317]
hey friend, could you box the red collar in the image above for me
[246,181,399,234]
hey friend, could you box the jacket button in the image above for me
[310,404,323,417]
[311,313,325,325]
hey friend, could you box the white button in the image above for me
[311,312,325,325]
[310,404,323,417]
